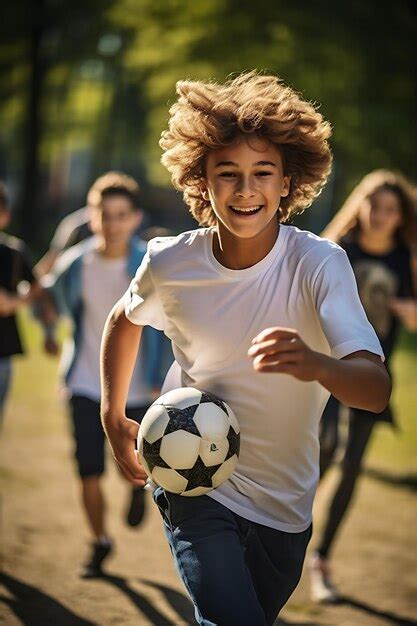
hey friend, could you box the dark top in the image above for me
[341,237,413,359]
[0,233,36,357]
[340,236,413,423]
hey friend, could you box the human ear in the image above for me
[133,209,144,229]
[200,184,210,202]
[281,176,291,198]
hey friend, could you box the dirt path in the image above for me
[1,350,416,626]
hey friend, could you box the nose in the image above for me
[236,175,255,198]
[103,219,119,234]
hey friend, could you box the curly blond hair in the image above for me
[160,71,332,226]
[321,169,417,247]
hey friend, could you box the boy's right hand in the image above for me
[103,416,148,486]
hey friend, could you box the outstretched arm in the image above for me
[100,298,148,485]
[248,327,391,413]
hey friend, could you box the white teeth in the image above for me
[230,205,262,213]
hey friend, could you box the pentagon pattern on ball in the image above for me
[141,436,170,474]
[163,405,201,437]
[226,423,240,459]
[137,387,241,496]
[199,391,229,414]
[177,457,222,492]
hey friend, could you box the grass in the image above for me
[367,330,417,472]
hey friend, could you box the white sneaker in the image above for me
[309,552,340,603]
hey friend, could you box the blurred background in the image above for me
[1,2,416,625]
[1,0,416,254]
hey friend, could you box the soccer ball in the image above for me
[138,387,240,496]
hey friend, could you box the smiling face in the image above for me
[203,135,290,242]
[358,189,404,239]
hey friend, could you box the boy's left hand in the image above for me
[248,327,322,382]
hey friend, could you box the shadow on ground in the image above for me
[364,467,417,493]
[3,571,416,626]
[96,573,192,625]
[0,573,96,625]
[273,617,320,626]
[339,595,417,626]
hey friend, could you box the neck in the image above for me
[96,239,129,259]
[213,222,279,269]
[357,231,396,254]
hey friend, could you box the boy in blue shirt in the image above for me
[100,72,390,624]
[45,173,168,577]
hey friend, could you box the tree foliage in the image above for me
[1,0,415,246]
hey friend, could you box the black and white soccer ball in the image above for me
[138,387,240,496]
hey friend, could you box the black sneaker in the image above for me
[126,486,146,527]
[80,539,113,579]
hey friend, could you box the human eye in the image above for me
[218,171,237,178]
[255,171,273,177]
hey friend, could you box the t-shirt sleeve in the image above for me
[313,249,385,361]
[124,248,166,331]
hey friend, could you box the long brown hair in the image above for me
[321,170,417,247]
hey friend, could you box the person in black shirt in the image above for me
[0,182,56,423]
[309,169,417,602]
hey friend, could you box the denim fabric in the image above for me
[153,487,312,626]
[0,357,12,422]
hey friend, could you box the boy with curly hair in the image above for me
[101,72,390,624]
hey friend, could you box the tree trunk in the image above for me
[19,0,45,249]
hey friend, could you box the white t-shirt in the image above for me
[68,250,152,406]
[124,226,384,532]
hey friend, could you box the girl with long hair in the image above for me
[310,169,417,602]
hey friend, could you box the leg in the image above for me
[245,521,312,625]
[0,357,12,426]
[319,395,341,480]
[69,395,113,577]
[81,475,106,538]
[317,412,376,559]
[154,488,267,626]
[70,395,108,538]
[311,413,375,602]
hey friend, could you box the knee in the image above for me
[81,474,102,491]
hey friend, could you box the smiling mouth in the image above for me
[229,205,263,216]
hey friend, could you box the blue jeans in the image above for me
[153,488,312,626]
[0,357,12,424]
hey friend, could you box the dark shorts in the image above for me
[69,395,148,478]
[153,488,312,626]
